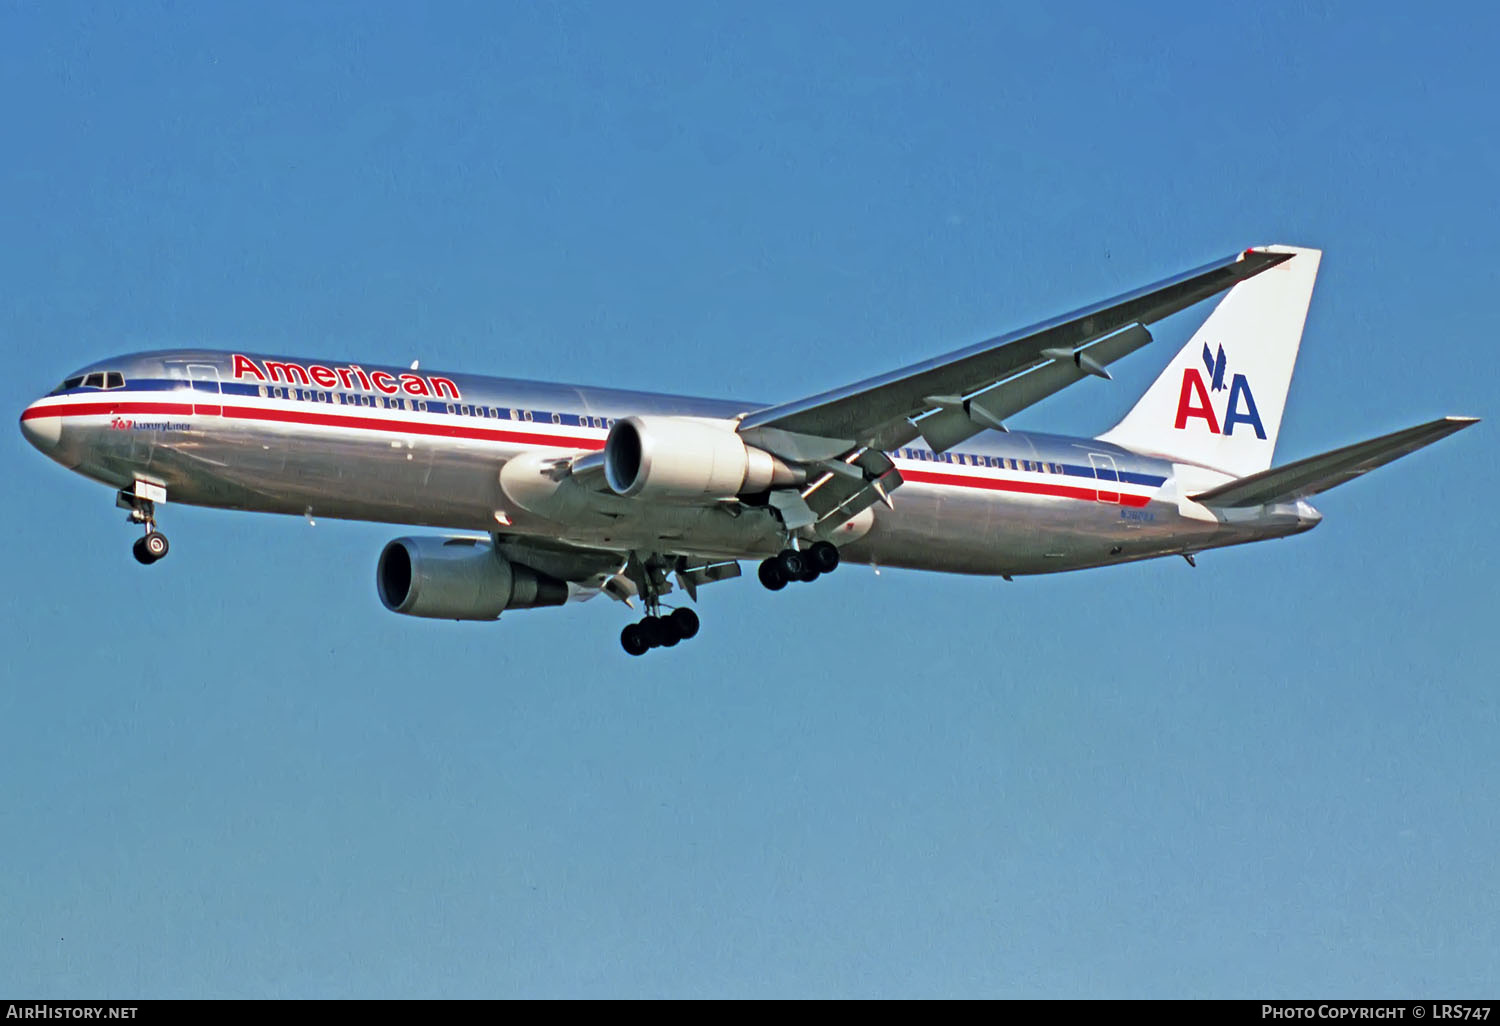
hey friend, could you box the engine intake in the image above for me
[603,416,804,501]
[376,536,568,620]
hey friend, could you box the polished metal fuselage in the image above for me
[23,349,1322,575]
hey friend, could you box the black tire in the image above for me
[669,607,700,640]
[798,564,820,584]
[808,540,840,574]
[143,532,169,560]
[132,537,156,565]
[758,557,788,591]
[776,549,804,578]
[641,615,668,648]
[621,623,649,656]
[658,619,682,647]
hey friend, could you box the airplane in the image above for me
[18,245,1477,656]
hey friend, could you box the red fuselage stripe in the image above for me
[25,400,1157,506]
[25,400,607,451]
[900,468,1152,507]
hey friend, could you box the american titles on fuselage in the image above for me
[230,353,462,401]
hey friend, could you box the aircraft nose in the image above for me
[19,401,62,453]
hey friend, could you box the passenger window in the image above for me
[551,412,561,424]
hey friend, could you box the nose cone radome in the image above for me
[20,402,62,454]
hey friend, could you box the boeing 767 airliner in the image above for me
[19,246,1477,654]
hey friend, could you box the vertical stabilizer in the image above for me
[1097,245,1321,477]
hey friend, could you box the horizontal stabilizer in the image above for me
[1190,416,1478,508]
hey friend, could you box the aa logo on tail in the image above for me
[1173,343,1266,438]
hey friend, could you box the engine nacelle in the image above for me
[376,536,568,620]
[603,416,804,501]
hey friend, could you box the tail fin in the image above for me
[1097,245,1321,477]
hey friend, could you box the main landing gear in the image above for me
[618,553,705,657]
[758,540,839,591]
[119,487,170,566]
[620,607,700,657]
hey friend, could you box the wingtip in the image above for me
[1243,244,1321,263]
[1238,246,1299,270]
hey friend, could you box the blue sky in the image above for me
[2,1,1495,998]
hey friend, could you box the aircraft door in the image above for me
[1088,453,1120,504]
[188,364,222,416]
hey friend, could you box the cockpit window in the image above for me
[52,371,127,393]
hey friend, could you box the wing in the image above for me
[492,532,742,605]
[737,247,1294,462]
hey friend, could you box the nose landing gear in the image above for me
[132,531,170,565]
[118,485,170,565]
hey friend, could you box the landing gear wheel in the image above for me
[132,537,155,565]
[621,623,649,656]
[776,549,805,578]
[143,531,169,561]
[645,615,679,648]
[669,607,700,639]
[798,564,820,584]
[758,557,789,591]
[808,541,840,574]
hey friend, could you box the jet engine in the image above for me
[376,536,568,620]
[603,416,805,501]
